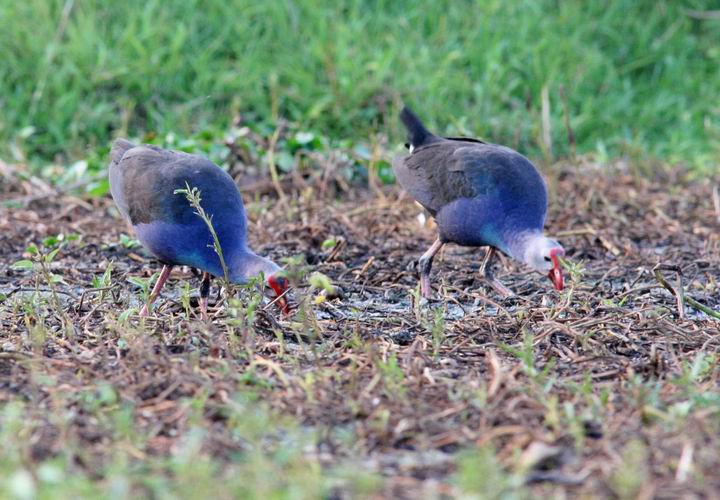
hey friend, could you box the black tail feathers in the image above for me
[399,107,438,149]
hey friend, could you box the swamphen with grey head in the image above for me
[109,139,290,319]
[393,107,565,299]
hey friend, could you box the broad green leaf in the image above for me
[11,260,34,270]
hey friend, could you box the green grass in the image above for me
[0,397,333,499]
[1,0,719,170]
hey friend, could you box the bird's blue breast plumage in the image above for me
[133,214,245,279]
[436,197,504,248]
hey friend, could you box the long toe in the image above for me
[420,278,433,299]
[199,299,209,321]
[486,278,515,298]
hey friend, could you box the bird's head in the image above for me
[523,235,565,291]
[266,273,291,315]
[234,253,293,316]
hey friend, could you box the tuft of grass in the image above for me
[608,440,650,499]
[127,272,157,315]
[455,446,526,499]
[0,395,354,499]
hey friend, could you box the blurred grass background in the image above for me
[1,0,718,171]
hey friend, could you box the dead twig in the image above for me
[0,351,33,360]
[675,441,694,483]
[486,348,502,399]
[653,264,720,320]
[76,286,117,312]
[554,227,596,237]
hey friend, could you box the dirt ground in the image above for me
[1,158,720,497]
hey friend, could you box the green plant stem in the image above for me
[175,183,232,293]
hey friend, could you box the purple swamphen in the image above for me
[109,139,290,319]
[393,107,565,299]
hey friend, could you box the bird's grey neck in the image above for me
[230,251,281,284]
[503,230,543,265]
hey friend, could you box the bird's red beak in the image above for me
[547,248,564,291]
[267,275,292,316]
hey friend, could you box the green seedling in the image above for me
[41,233,79,249]
[321,238,337,249]
[673,353,716,388]
[422,305,446,360]
[226,278,264,358]
[608,440,650,499]
[180,281,192,319]
[308,271,337,305]
[500,330,556,392]
[119,234,140,249]
[91,261,113,289]
[455,446,524,498]
[377,352,405,399]
[127,273,156,316]
[91,261,114,303]
[559,256,584,285]
[13,242,72,335]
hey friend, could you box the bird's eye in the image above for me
[404,142,410,150]
[544,256,551,262]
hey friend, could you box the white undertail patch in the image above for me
[416,212,426,227]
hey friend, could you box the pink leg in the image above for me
[139,265,173,316]
[479,248,514,298]
[418,239,444,299]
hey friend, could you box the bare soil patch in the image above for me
[1,161,719,497]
